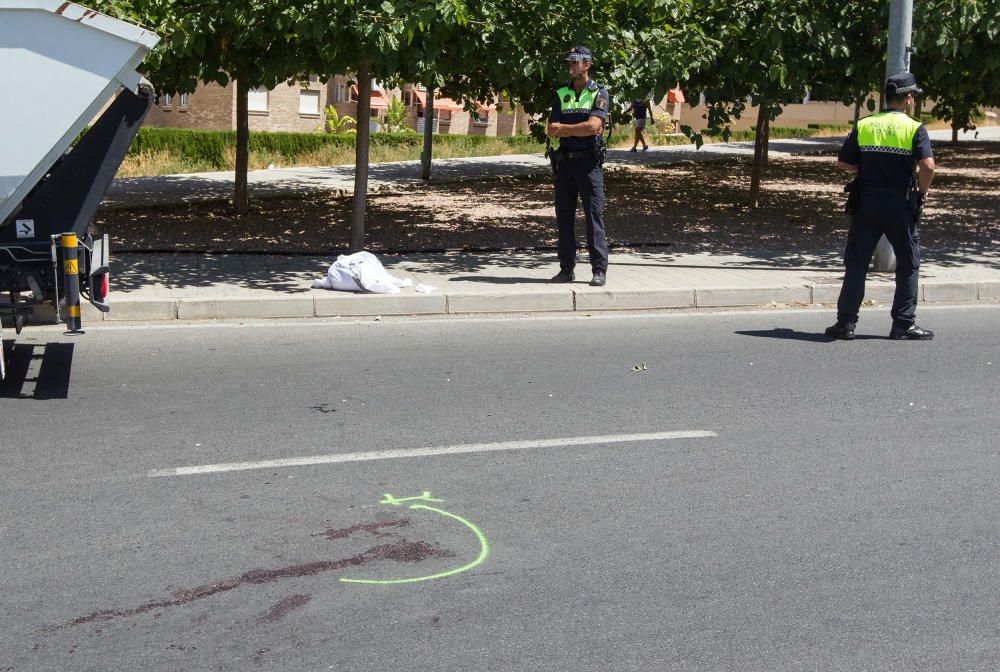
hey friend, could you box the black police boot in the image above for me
[889,324,934,340]
[550,268,575,283]
[824,322,855,340]
[590,270,606,287]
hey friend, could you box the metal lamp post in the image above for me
[873,0,915,272]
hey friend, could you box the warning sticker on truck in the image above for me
[15,219,34,239]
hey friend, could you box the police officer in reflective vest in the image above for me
[826,73,936,341]
[546,46,610,286]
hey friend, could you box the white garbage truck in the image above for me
[0,0,158,379]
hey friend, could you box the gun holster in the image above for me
[909,190,925,223]
[545,141,560,176]
[844,178,861,215]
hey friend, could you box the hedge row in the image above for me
[126,123,850,170]
[129,127,541,169]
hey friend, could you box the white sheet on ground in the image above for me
[311,251,413,294]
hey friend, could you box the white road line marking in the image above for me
[148,430,718,478]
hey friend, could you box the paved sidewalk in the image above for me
[57,246,996,323]
[65,127,999,323]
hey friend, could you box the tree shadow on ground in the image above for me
[112,254,329,293]
[96,141,1000,286]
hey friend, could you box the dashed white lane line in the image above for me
[148,430,718,478]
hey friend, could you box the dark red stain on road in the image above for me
[55,518,443,631]
[314,518,410,541]
[257,594,312,624]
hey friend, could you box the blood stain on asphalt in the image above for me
[314,518,410,541]
[52,519,444,632]
[256,594,312,624]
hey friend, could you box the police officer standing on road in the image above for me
[547,46,610,287]
[826,73,936,341]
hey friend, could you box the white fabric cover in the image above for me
[311,251,412,294]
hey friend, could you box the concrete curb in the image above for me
[45,279,997,323]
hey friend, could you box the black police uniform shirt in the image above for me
[549,80,610,152]
[838,111,933,191]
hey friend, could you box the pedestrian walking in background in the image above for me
[630,98,654,152]
[826,73,936,341]
[546,45,610,287]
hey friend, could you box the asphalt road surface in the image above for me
[2,304,999,671]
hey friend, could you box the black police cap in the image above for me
[885,72,923,96]
[565,46,592,62]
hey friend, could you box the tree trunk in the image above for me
[351,60,373,252]
[420,88,434,180]
[951,124,959,143]
[234,76,250,216]
[853,100,862,125]
[762,111,770,168]
[748,107,768,209]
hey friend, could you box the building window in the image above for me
[473,111,489,126]
[248,86,269,113]
[334,83,347,103]
[162,93,173,107]
[178,93,189,109]
[299,90,320,116]
[402,90,412,106]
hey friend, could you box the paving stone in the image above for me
[314,293,446,316]
[448,291,574,313]
[923,282,979,302]
[105,298,178,321]
[695,286,812,307]
[574,288,696,310]
[176,297,313,320]
[979,281,1000,300]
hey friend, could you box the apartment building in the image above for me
[144,77,328,133]
[143,74,530,137]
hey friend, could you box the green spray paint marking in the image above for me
[339,492,489,585]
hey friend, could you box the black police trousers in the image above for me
[836,189,921,329]
[554,155,609,272]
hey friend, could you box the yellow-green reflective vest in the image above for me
[557,85,599,115]
[856,112,923,156]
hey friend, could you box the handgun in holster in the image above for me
[595,134,607,166]
[843,178,860,214]
[909,189,925,223]
[545,138,560,176]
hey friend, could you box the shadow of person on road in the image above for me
[735,328,883,342]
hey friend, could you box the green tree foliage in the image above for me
[679,1,829,206]
[677,0,886,207]
[912,0,1000,141]
[808,0,887,121]
[90,0,318,214]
